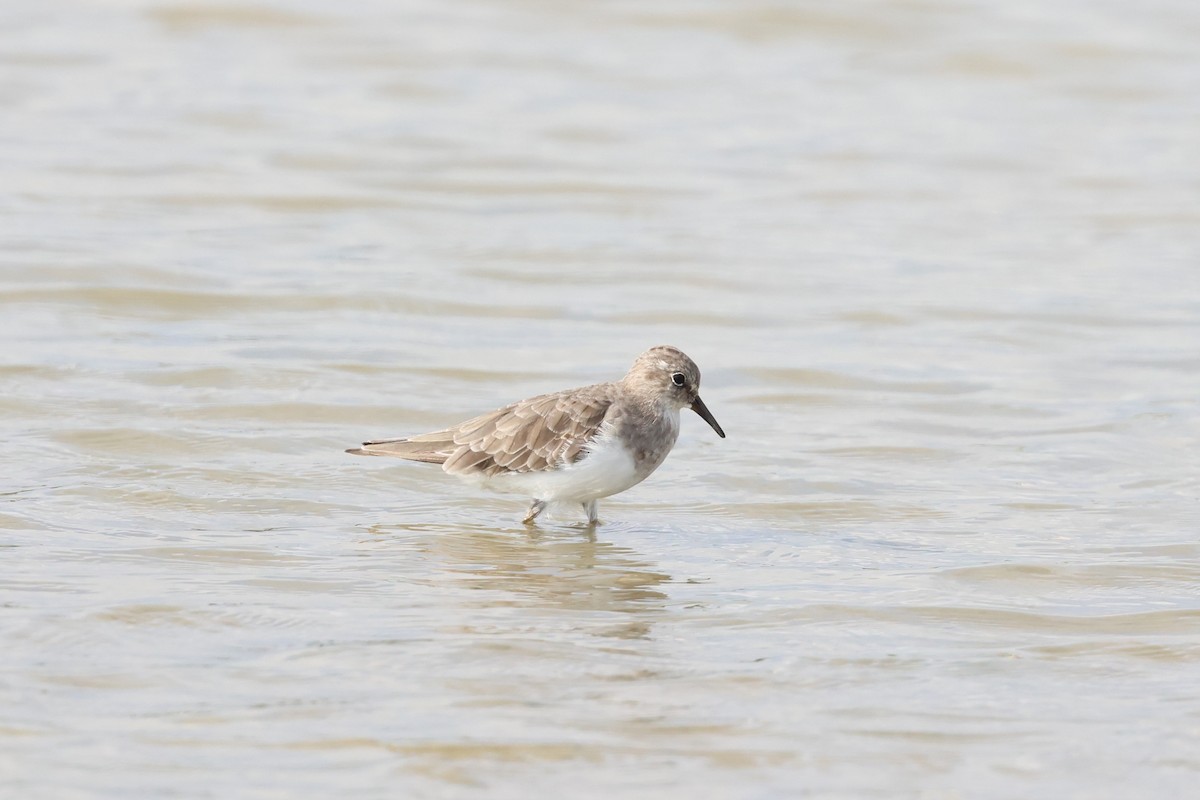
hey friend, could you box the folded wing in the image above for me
[347,386,614,477]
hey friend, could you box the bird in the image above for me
[346,345,725,524]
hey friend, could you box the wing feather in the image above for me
[444,386,613,477]
[347,384,616,477]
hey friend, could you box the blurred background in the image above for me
[2,1,1198,797]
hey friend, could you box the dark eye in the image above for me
[671,372,686,387]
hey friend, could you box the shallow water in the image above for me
[3,0,1199,797]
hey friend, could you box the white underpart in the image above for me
[485,422,659,505]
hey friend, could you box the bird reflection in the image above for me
[366,521,670,638]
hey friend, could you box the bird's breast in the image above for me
[616,404,680,478]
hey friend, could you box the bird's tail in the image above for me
[345,433,455,464]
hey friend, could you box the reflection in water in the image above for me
[368,522,670,638]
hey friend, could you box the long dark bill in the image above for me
[690,395,726,438]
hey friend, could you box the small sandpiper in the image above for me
[347,345,725,524]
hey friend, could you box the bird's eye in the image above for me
[671,372,686,387]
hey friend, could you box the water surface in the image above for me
[3,0,1199,797]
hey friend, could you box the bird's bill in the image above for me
[690,395,726,438]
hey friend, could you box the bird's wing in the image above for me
[346,385,615,477]
[440,386,614,476]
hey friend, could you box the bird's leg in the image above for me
[582,500,599,525]
[523,499,547,525]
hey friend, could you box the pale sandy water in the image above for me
[3,0,1200,797]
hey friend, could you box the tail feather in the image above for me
[345,435,454,464]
